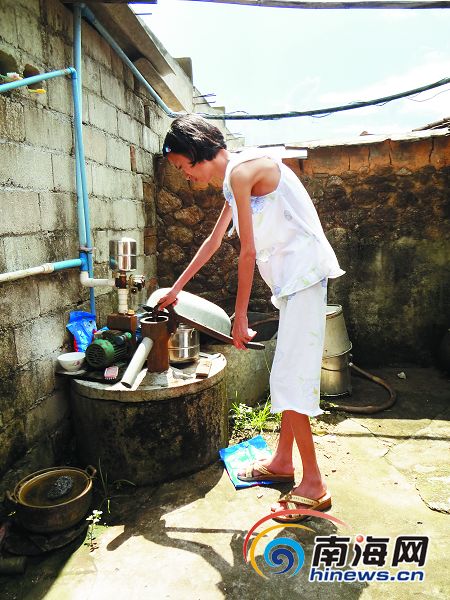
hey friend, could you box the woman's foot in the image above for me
[270,480,328,515]
[237,458,294,482]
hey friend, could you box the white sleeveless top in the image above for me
[222,149,345,307]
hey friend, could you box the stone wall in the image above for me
[0,0,171,492]
[155,133,450,366]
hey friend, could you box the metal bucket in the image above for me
[323,304,352,358]
[321,351,352,397]
[321,305,352,396]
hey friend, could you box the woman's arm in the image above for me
[157,202,232,309]
[229,166,258,349]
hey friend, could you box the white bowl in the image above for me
[57,352,85,372]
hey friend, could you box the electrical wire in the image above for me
[197,76,450,121]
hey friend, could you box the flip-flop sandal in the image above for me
[272,491,332,523]
[237,461,295,483]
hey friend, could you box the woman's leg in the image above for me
[238,411,294,478]
[279,411,326,500]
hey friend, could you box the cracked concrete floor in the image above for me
[0,366,448,599]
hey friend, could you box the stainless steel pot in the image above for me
[168,323,200,364]
[6,466,96,533]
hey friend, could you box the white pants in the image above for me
[270,279,327,416]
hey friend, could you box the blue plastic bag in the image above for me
[219,435,274,489]
[66,311,97,352]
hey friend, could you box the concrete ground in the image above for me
[1,366,449,599]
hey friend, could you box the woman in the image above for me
[158,114,344,522]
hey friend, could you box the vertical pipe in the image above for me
[73,4,87,249]
[73,4,96,315]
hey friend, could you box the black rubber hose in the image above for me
[326,362,397,415]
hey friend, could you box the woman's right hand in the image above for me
[157,286,181,310]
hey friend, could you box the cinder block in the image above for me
[83,126,107,164]
[82,54,101,95]
[117,110,142,145]
[100,69,126,111]
[0,420,26,479]
[92,229,112,264]
[91,163,117,198]
[0,3,18,44]
[24,106,73,153]
[0,279,41,326]
[87,93,118,135]
[90,195,112,229]
[135,148,154,177]
[2,234,48,271]
[125,90,145,123]
[46,76,73,116]
[142,126,160,154]
[51,153,76,193]
[44,33,71,73]
[106,135,130,171]
[16,358,56,409]
[13,0,40,15]
[0,96,25,142]
[39,191,77,233]
[42,0,73,38]
[14,314,65,366]
[130,173,144,201]
[0,142,53,189]
[81,19,111,69]
[24,390,70,446]
[15,6,43,57]
[0,190,40,235]
[37,269,82,312]
[112,198,139,230]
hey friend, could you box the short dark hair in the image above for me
[162,114,226,165]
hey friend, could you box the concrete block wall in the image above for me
[0,0,174,493]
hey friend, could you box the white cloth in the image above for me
[223,149,345,308]
[270,280,327,416]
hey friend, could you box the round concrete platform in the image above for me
[69,356,228,486]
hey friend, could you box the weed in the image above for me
[96,459,136,515]
[85,509,102,551]
[230,396,281,440]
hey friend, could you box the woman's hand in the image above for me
[232,315,257,350]
[157,286,180,310]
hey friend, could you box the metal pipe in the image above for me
[0,259,82,284]
[121,337,153,389]
[81,5,179,118]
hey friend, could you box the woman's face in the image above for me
[167,152,213,184]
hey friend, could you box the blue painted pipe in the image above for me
[73,5,96,315]
[53,259,82,271]
[0,68,74,94]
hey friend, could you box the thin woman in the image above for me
[157,114,344,522]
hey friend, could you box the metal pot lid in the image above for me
[147,289,231,336]
[14,467,93,509]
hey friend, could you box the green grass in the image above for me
[229,396,282,440]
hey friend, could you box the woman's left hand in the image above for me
[232,315,257,350]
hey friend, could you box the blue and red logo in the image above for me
[243,508,349,579]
